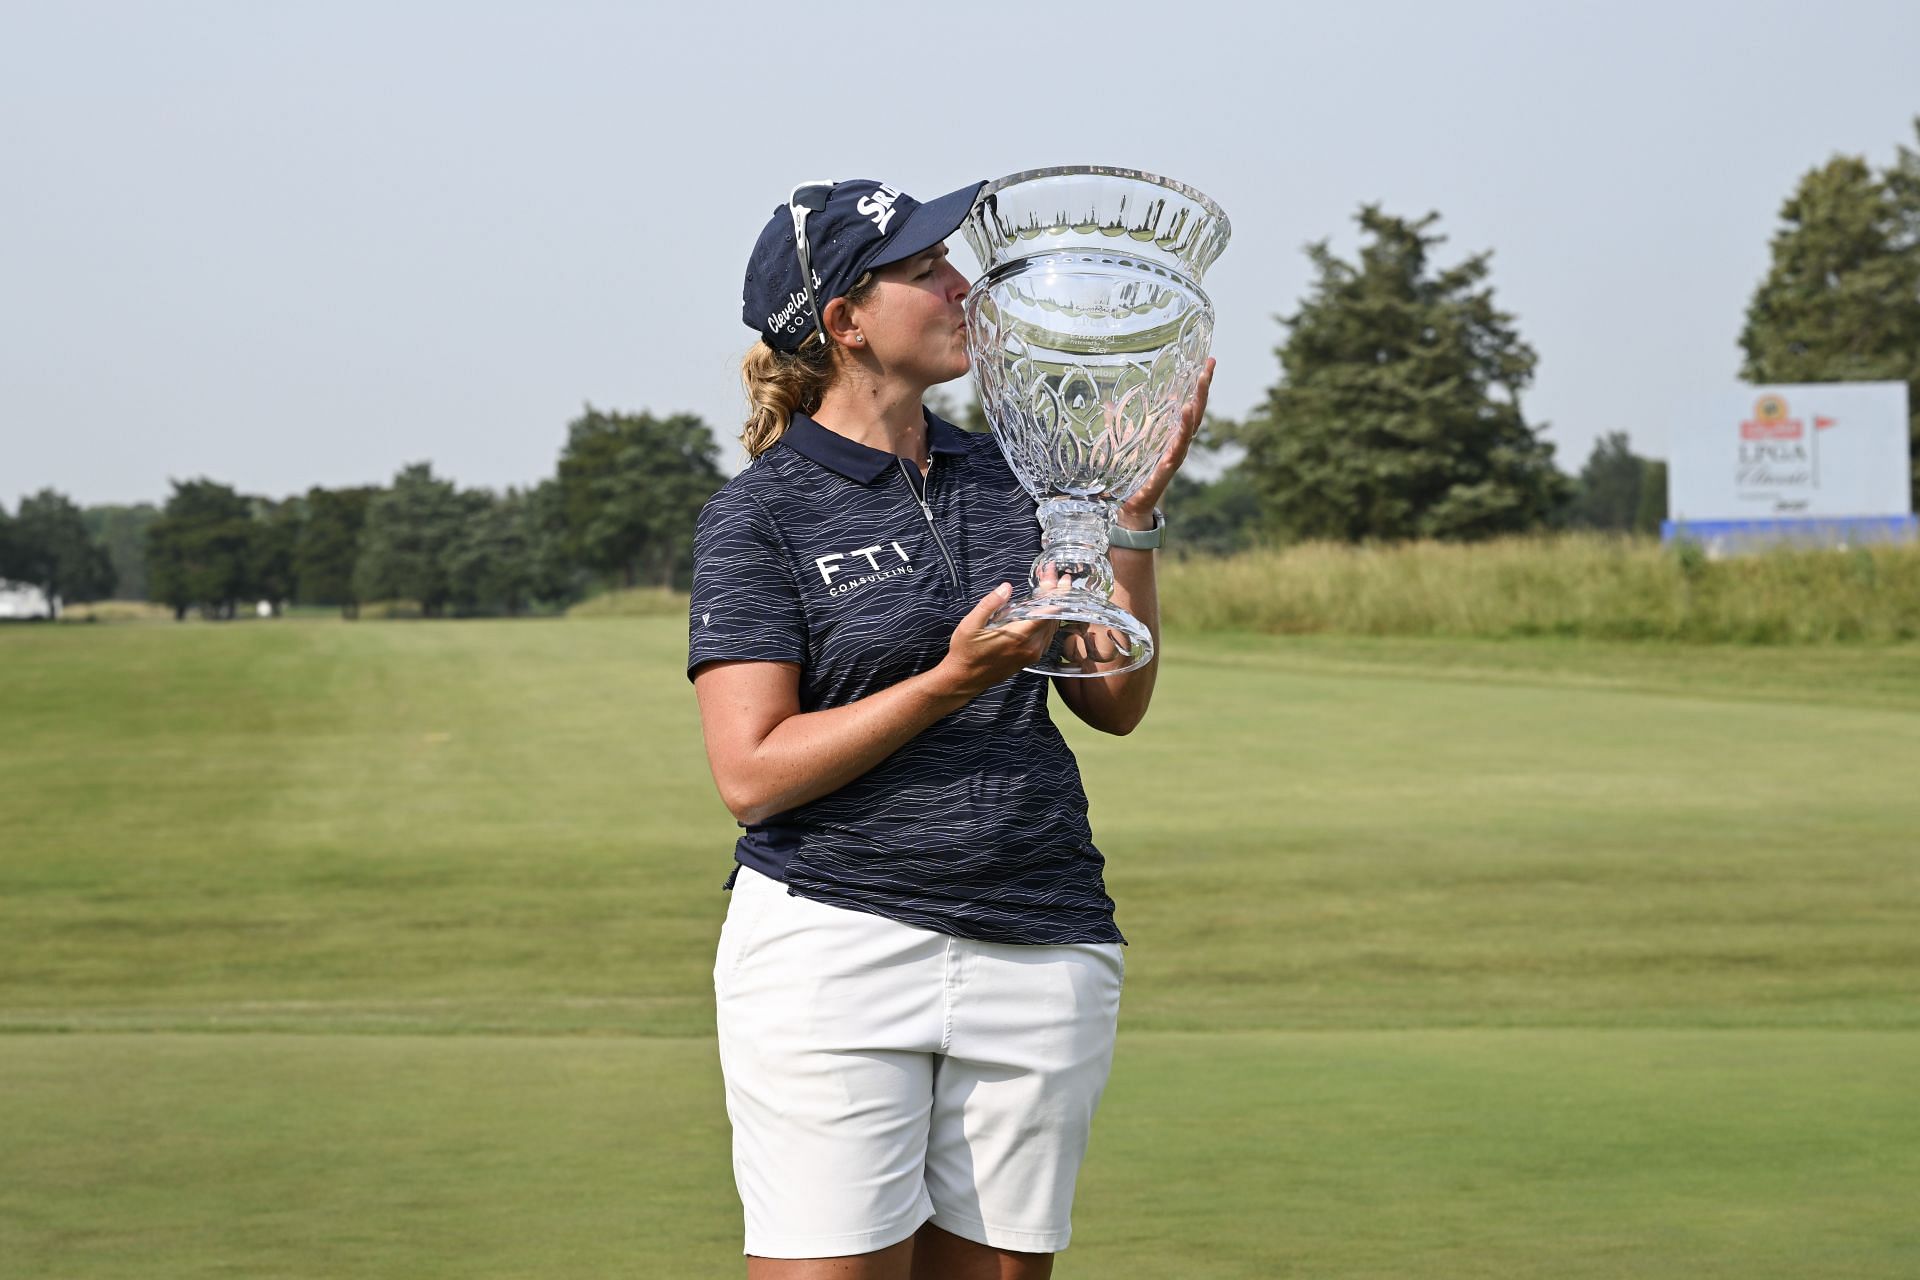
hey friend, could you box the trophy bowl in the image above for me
[961,166,1230,676]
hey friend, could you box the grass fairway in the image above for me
[3,619,1919,1275]
[5,1031,1915,1279]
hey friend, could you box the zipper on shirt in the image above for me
[896,456,961,590]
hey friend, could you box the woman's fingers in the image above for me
[1183,357,1215,432]
[1058,624,1128,672]
[1121,357,1216,517]
[954,582,1012,635]
[949,582,1057,668]
[1162,357,1213,472]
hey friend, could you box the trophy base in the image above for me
[987,588,1153,678]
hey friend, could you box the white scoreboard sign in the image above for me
[1669,382,1912,522]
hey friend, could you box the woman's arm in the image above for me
[1052,358,1214,736]
[695,582,1058,826]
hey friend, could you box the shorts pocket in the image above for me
[713,866,783,998]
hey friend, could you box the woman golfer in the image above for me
[689,176,1210,1278]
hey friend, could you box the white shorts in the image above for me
[713,865,1124,1258]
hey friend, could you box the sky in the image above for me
[3,0,1917,508]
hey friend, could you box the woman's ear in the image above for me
[821,296,867,354]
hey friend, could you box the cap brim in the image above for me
[863,180,986,273]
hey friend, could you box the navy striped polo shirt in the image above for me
[687,409,1121,945]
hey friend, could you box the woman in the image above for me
[689,176,1212,1279]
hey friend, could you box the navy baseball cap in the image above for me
[743,177,985,352]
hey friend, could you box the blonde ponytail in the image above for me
[739,273,879,459]
[740,338,837,459]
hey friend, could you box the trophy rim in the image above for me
[974,165,1232,243]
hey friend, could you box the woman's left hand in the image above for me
[1115,357,1214,528]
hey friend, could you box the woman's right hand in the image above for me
[934,582,1061,698]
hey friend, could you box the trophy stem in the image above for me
[1032,498,1116,597]
[985,497,1155,678]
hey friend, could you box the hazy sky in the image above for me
[4,0,1917,508]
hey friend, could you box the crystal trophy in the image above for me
[961,166,1229,677]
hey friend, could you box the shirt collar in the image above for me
[781,408,972,484]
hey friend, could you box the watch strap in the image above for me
[1108,509,1167,551]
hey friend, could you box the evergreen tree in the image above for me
[11,489,116,613]
[82,504,160,600]
[440,485,579,617]
[1155,419,1263,555]
[352,464,477,617]
[295,486,377,618]
[249,496,304,614]
[556,407,724,588]
[1162,464,1264,556]
[146,479,256,619]
[1739,133,1920,502]
[521,478,584,608]
[1242,206,1567,542]
[1634,459,1669,536]
[1887,119,1920,248]
[1566,432,1651,532]
[0,503,17,585]
[447,489,539,616]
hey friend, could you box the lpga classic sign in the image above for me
[1664,381,1916,548]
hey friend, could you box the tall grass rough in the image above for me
[1158,534,1920,643]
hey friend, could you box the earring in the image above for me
[854,335,864,344]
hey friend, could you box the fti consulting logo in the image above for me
[814,540,915,598]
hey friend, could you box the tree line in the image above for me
[2,408,721,619]
[8,119,1916,611]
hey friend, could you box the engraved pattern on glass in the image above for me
[961,167,1229,677]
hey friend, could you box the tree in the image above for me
[440,485,578,616]
[1153,414,1264,556]
[1162,464,1265,557]
[1241,206,1567,542]
[556,407,725,588]
[521,478,584,608]
[352,464,478,616]
[82,504,160,600]
[1159,466,1267,556]
[249,496,304,614]
[1634,459,1668,536]
[1565,432,1652,532]
[0,503,17,585]
[1739,131,1920,502]
[447,489,540,616]
[10,489,115,614]
[295,486,377,618]
[146,480,258,620]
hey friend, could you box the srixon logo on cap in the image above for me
[857,184,903,233]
